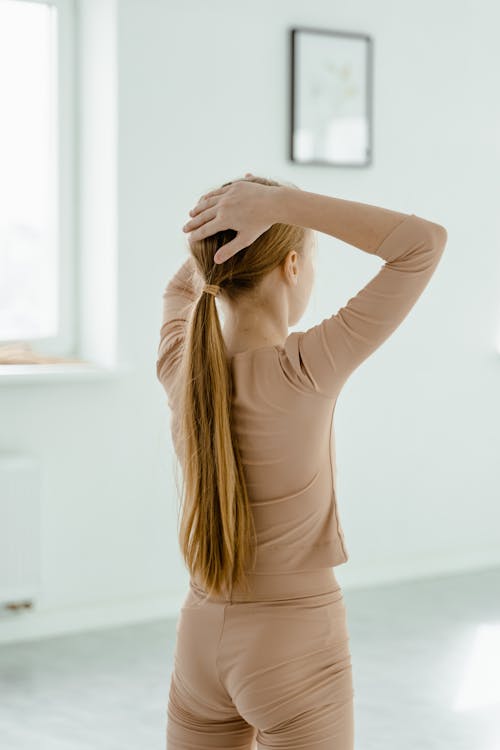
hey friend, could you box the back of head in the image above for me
[176,174,308,599]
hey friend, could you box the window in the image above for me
[0,0,76,363]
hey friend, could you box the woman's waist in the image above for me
[190,566,340,603]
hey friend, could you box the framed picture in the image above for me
[289,26,373,167]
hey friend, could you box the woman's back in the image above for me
[158,210,448,591]
[208,343,345,576]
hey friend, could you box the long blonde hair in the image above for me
[177,175,308,598]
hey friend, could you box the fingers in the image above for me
[186,181,233,222]
[214,238,245,264]
[183,206,216,233]
[188,195,218,218]
[196,184,230,206]
[187,216,224,243]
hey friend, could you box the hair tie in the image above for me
[202,284,220,297]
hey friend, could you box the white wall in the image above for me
[1,0,499,643]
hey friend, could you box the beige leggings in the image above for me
[166,567,354,749]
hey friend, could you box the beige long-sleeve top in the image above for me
[156,211,448,572]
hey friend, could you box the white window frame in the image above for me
[1,0,77,357]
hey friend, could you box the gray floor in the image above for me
[1,566,499,749]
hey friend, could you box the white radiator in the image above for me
[0,454,41,611]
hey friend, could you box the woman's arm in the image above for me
[156,256,202,391]
[273,189,448,397]
[273,187,447,252]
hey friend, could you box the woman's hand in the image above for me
[182,174,282,264]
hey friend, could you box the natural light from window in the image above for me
[0,0,58,342]
[454,623,500,711]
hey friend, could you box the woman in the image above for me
[156,174,448,749]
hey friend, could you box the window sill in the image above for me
[0,362,132,384]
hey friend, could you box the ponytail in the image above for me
[177,279,257,599]
[175,175,307,599]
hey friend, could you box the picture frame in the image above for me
[289,26,373,167]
